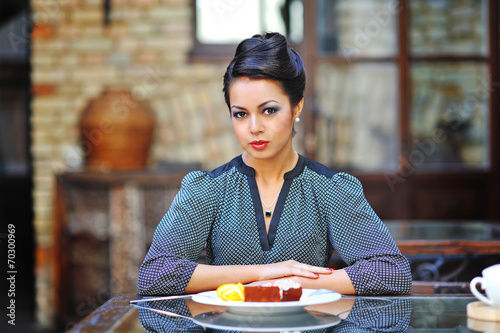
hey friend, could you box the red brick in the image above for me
[32,24,55,39]
[32,84,56,96]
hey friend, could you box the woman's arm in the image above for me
[328,173,412,295]
[247,268,356,295]
[185,260,334,293]
[291,269,356,294]
[138,172,214,296]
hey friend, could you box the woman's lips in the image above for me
[250,140,269,150]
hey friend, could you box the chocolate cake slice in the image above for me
[243,279,302,302]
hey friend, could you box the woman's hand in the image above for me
[257,260,334,281]
[185,261,345,294]
[249,264,357,295]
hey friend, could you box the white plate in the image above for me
[193,309,341,332]
[191,288,341,315]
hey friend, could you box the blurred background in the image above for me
[0,0,499,331]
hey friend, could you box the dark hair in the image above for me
[223,32,306,110]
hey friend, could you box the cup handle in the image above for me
[470,277,492,305]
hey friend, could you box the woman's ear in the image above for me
[293,98,304,120]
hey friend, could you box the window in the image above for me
[313,0,493,172]
[315,0,400,172]
[408,0,490,170]
[193,0,304,59]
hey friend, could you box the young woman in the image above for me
[137,32,412,296]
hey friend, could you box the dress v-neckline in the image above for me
[248,176,292,250]
[235,155,304,251]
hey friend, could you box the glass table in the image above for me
[385,220,500,255]
[67,293,498,332]
[327,221,500,282]
[386,221,500,282]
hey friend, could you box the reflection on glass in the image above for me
[196,0,303,44]
[136,299,202,332]
[410,0,488,55]
[409,297,473,330]
[135,297,412,332]
[334,298,411,332]
[315,63,399,172]
[410,63,489,169]
[317,0,398,57]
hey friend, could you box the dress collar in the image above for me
[234,154,305,179]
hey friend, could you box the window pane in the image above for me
[316,0,398,57]
[410,0,488,55]
[196,0,303,44]
[410,63,490,169]
[315,63,399,171]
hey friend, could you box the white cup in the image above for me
[470,264,500,308]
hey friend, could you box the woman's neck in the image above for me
[243,149,298,184]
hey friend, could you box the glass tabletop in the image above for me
[68,294,500,332]
[130,295,488,333]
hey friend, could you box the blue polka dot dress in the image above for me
[137,155,412,296]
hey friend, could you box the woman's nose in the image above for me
[249,115,263,134]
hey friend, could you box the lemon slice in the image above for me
[216,283,245,302]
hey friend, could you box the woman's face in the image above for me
[228,77,302,161]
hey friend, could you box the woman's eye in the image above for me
[263,107,278,115]
[232,111,246,119]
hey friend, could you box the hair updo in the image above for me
[223,32,306,110]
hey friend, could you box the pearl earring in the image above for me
[295,117,300,123]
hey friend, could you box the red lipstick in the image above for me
[250,140,269,150]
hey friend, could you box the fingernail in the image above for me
[326,268,335,271]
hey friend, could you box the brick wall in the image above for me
[30,0,239,327]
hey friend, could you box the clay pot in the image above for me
[79,86,155,171]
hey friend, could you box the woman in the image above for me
[137,32,412,296]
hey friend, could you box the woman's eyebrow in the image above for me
[231,100,279,111]
[258,100,279,108]
[230,105,246,111]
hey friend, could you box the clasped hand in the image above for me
[254,260,334,284]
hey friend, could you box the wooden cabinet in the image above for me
[52,169,192,326]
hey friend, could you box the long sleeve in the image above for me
[137,172,216,296]
[327,173,412,295]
